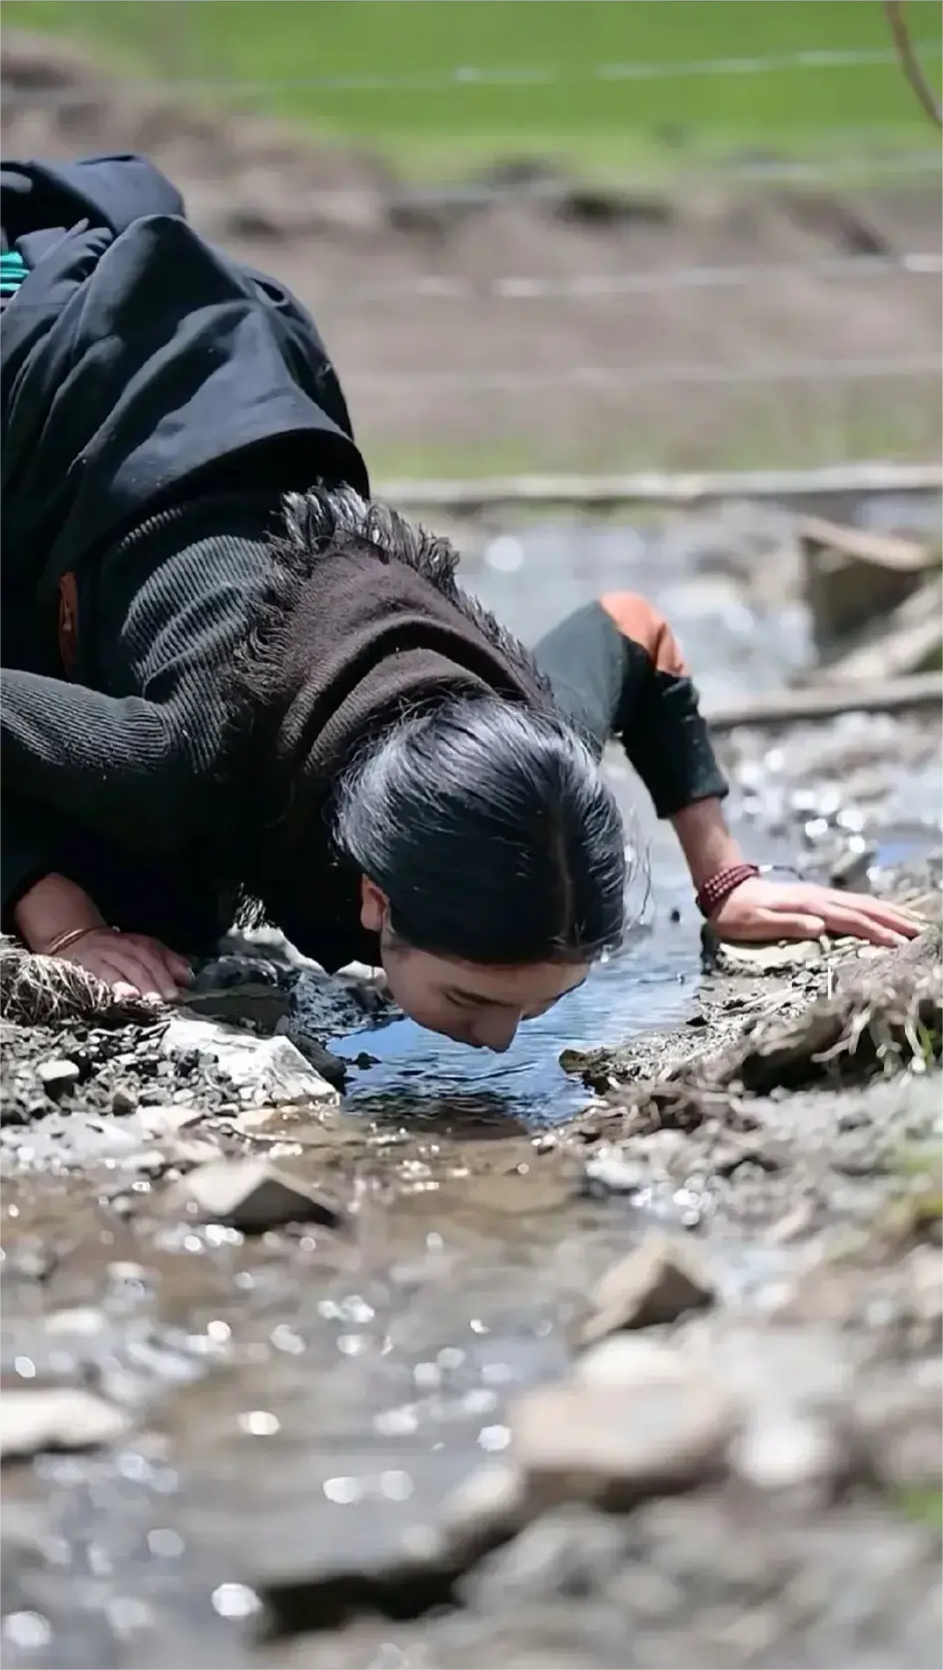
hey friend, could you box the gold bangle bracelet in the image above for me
[41,925,99,958]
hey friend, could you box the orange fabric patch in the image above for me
[599,591,688,676]
[58,572,79,677]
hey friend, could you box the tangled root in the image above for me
[0,937,157,1027]
[699,927,943,1095]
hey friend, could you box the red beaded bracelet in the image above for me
[695,862,761,919]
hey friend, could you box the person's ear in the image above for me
[359,875,388,933]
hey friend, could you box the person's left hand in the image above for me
[709,875,924,948]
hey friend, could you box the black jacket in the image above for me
[1,154,372,954]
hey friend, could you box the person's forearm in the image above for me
[13,873,106,954]
[670,797,747,893]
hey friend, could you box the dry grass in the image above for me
[566,926,943,1140]
[0,937,158,1027]
[700,927,942,1094]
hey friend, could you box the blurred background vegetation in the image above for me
[6,0,941,180]
[3,1,940,476]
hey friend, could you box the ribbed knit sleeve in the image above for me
[2,494,277,898]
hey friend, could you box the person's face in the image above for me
[360,878,589,1053]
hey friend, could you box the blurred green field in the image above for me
[5,0,942,178]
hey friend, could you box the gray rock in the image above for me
[1,1388,130,1461]
[290,1037,349,1092]
[509,1373,738,1512]
[574,1335,693,1390]
[685,1321,855,1419]
[730,1412,848,1494]
[580,1233,716,1343]
[252,1518,452,1637]
[440,1464,530,1566]
[166,1157,344,1232]
[583,1146,648,1196]
[136,1104,204,1137]
[853,1375,943,1492]
[36,1058,80,1098]
[460,1506,629,1611]
[831,843,878,890]
[800,515,933,656]
[161,1016,338,1107]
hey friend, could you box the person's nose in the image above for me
[471,1012,521,1053]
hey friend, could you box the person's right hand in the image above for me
[54,926,191,1003]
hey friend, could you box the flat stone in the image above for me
[166,1158,344,1232]
[1,1388,130,1461]
[439,1464,529,1566]
[580,1233,716,1343]
[510,1374,738,1512]
[136,1104,205,1137]
[799,515,933,655]
[36,1058,80,1097]
[583,1147,647,1195]
[250,1512,451,1638]
[460,1505,630,1612]
[158,1135,225,1172]
[161,1017,338,1107]
[287,968,393,1053]
[684,1320,856,1426]
[574,1334,692,1389]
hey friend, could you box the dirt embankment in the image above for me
[3,30,940,470]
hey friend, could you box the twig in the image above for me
[705,671,943,734]
[377,462,943,511]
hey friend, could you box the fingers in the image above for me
[812,899,910,949]
[110,980,148,1005]
[122,937,188,1000]
[64,932,187,1000]
[824,890,922,938]
[713,907,828,943]
[757,911,828,942]
[96,947,171,1000]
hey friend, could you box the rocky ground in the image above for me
[1,851,940,1669]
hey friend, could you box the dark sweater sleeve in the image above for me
[1,497,276,887]
[603,595,728,818]
[532,597,727,819]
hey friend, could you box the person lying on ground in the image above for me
[1,154,920,1051]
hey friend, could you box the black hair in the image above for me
[333,694,626,964]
